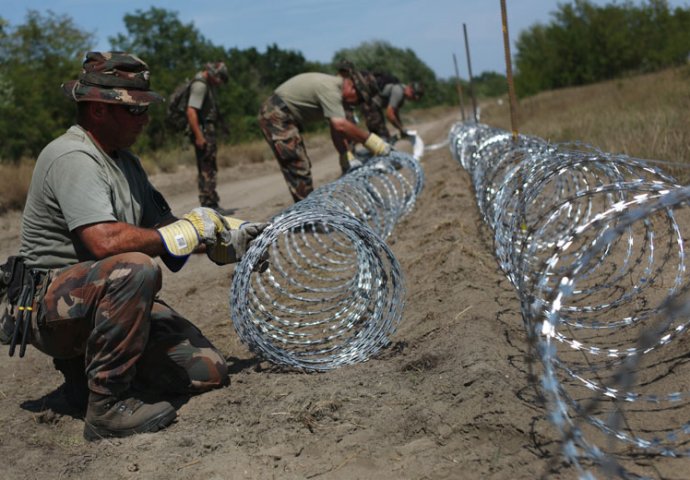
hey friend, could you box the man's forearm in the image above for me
[386,106,403,131]
[186,107,204,143]
[76,221,167,259]
[329,117,369,147]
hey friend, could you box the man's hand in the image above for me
[194,135,208,151]
[363,133,392,156]
[207,222,270,265]
[158,207,229,257]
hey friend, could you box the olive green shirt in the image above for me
[274,72,346,126]
[20,125,173,270]
[380,83,406,109]
[187,72,218,125]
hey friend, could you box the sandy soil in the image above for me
[0,110,577,480]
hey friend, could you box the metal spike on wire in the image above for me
[448,121,690,478]
[230,147,424,371]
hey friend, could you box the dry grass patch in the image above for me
[217,139,270,167]
[140,146,194,174]
[482,67,690,182]
[0,160,35,213]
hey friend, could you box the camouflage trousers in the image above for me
[191,123,220,207]
[29,252,228,397]
[360,97,391,141]
[258,94,313,203]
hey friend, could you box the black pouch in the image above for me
[0,289,13,345]
[0,256,24,345]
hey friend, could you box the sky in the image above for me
[3,0,689,79]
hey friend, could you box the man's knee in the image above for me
[187,348,229,391]
[102,252,162,295]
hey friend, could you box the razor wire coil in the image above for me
[230,148,424,371]
[449,122,690,479]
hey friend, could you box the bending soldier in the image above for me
[348,67,424,142]
[258,67,392,203]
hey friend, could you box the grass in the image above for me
[481,66,690,182]
[139,138,271,174]
[0,160,34,214]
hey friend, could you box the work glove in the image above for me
[207,222,270,266]
[363,133,392,156]
[158,207,229,257]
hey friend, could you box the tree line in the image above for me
[5,1,682,162]
[514,0,690,96]
[0,7,479,163]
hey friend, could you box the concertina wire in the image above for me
[450,121,690,479]
[230,141,424,372]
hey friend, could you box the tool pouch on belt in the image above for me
[0,256,46,358]
[0,256,24,345]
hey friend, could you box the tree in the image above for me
[108,8,320,146]
[0,10,93,161]
[109,7,224,149]
[514,0,690,97]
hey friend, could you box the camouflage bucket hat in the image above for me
[61,51,164,105]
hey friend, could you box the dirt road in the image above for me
[0,109,570,479]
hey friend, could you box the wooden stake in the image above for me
[500,0,519,141]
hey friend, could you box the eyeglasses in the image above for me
[125,104,149,116]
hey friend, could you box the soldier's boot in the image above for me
[83,392,176,441]
[53,357,89,412]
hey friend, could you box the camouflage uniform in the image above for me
[191,121,220,207]
[258,94,313,202]
[187,73,223,208]
[29,253,227,396]
[359,99,390,140]
[347,70,391,140]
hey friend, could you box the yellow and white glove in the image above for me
[158,207,230,257]
[207,221,270,265]
[363,133,392,156]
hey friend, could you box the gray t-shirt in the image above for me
[187,73,218,125]
[274,73,346,126]
[380,83,406,109]
[20,125,173,270]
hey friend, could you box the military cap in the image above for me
[206,61,229,83]
[61,51,164,105]
[334,60,373,105]
[335,60,355,74]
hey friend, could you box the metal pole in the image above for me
[452,53,467,122]
[463,23,478,123]
[500,0,519,141]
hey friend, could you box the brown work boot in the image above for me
[83,392,176,441]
